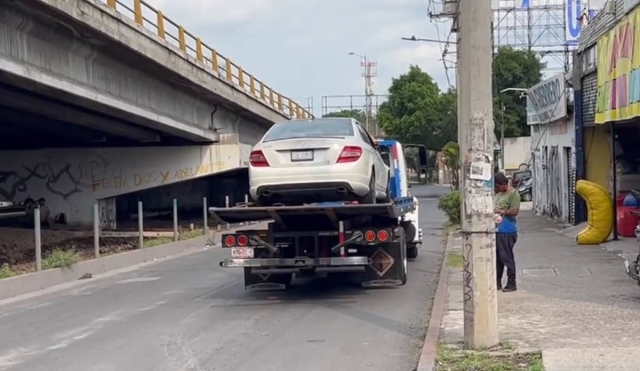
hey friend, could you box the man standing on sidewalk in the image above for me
[495,172,520,292]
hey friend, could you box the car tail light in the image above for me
[250,150,269,167]
[224,235,236,246]
[337,146,362,163]
[237,235,248,246]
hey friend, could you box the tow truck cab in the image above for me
[376,139,425,258]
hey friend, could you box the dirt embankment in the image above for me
[0,227,138,268]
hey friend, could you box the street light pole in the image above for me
[400,35,456,44]
[458,0,500,349]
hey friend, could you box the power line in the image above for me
[428,0,458,90]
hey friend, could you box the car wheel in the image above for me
[522,192,532,202]
[359,174,377,204]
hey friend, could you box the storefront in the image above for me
[574,0,630,227]
[575,1,640,238]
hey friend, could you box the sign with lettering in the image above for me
[566,0,584,46]
[595,7,640,124]
[526,73,567,125]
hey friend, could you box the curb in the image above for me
[600,244,629,261]
[0,222,268,301]
[416,231,452,371]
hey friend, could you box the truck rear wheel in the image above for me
[407,244,419,260]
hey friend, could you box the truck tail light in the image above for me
[364,230,376,242]
[250,150,269,167]
[337,146,362,163]
[224,235,236,247]
[377,230,389,242]
[237,235,248,246]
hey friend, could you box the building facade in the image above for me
[528,73,576,223]
[574,0,640,227]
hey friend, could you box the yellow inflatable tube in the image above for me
[576,180,613,245]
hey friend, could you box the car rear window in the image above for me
[262,119,354,142]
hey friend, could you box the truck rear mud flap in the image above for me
[360,243,407,287]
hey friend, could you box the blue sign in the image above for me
[521,0,530,8]
[566,0,585,45]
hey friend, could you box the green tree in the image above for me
[378,66,457,151]
[323,109,366,123]
[493,47,545,138]
[441,141,460,189]
[436,88,458,145]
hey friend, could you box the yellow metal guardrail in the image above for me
[104,0,312,119]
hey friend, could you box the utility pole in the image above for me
[457,0,499,349]
[501,103,506,171]
[361,56,377,135]
[348,52,377,135]
[363,55,370,133]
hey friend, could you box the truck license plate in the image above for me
[291,150,313,161]
[231,247,254,259]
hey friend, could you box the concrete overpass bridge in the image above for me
[0,0,311,227]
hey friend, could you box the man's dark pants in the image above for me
[496,232,517,284]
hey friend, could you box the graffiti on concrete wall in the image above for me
[0,153,232,203]
[0,156,111,202]
[90,161,226,193]
[0,145,239,226]
[99,197,117,230]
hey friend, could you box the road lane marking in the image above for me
[117,277,161,283]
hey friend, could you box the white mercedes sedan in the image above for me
[248,118,390,206]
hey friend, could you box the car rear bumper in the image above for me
[249,165,370,201]
[251,180,369,203]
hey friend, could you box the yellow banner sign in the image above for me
[595,7,640,123]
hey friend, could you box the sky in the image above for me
[143,0,456,116]
[140,0,607,116]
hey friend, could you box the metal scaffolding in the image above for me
[491,0,586,73]
[320,94,389,136]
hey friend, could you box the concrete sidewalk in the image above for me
[440,211,640,370]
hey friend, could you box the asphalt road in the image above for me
[0,185,449,371]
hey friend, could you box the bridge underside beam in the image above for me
[0,56,219,143]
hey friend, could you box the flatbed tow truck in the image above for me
[210,140,426,290]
